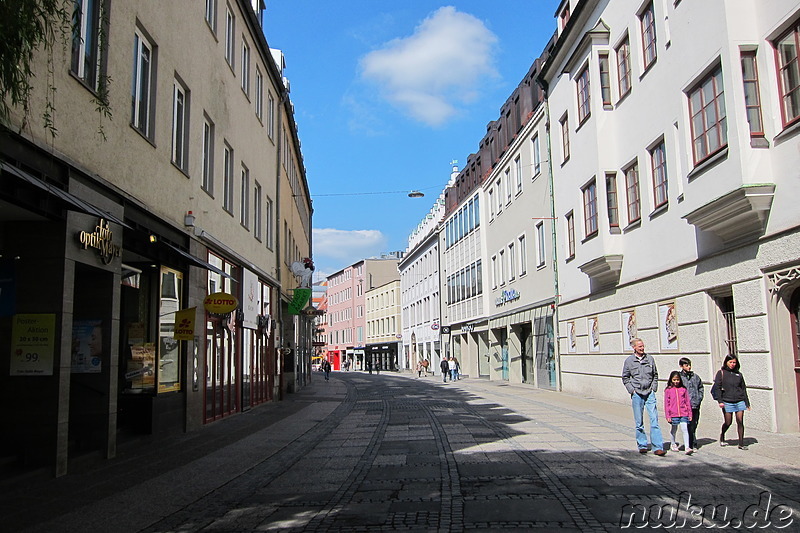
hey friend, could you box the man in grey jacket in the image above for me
[622,338,666,455]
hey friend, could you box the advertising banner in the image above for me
[10,314,56,376]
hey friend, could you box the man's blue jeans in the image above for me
[631,391,664,451]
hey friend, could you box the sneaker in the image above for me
[654,449,667,457]
[685,448,694,455]
[720,440,729,447]
[638,448,648,454]
[670,443,680,452]
[738,444,749,450]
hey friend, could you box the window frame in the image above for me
[605,172,619,228]
[640,1,657,70]
[616,36,632,98]
[131,29,155,139]
[71,0,105,91]
[202,116,215,195]
[650,141,668,209]
[566,211,576,260]
[253,181,262,241]
[599,53,612,106]
[532,134,541,176]
[519,234,528,275]
[223,143,234,214]
[241,38,250,96]
[240,164,250,229]
[577,64,591,123]
[225,6,235,69]
[624,162,641,224]
[536,223,546,267]
[171,78,189,171]
[740,50,764,137]
[255,67,264,121]
[687,65,727,165]
[774,22,800,127]
[205,0,217,33]
[582,178,599,238]
[560,114,570,163]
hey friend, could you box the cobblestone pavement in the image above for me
[5,372,800,532]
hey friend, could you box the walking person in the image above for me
[417,361,423,377]
[448,357,457,382]
[622,338,667,456]
[321,359,331,381]
[440,357,449,383]
[679,357,704,450]
[453,357,461,380]
[712,354,751,450]
[664,371,693,455]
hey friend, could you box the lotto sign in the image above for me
[10,314,56,376]
[173,307,196,340]
[203,292,238,314]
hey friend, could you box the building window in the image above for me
[131,30,154,138]
[171,79,189,170]
[505,169,512,203]
[532,134,541,176]
[205,0,217,32]
[560,114,570,162]
[625,162,641,223]
[776,23,800,126]
[582,179,598,237]
[202,117,214,194]
[566,211,575,259]
[223,143,234,213]
[71,0,105,90]
[268,92,275,138]
[688,66,727,164]
[240,165,249,228]
[605,172,619,228]
[519,234,528,274]
[255,67,264,121]
[650,141,668,208]
[577,64,591,123]
[739,51,764,136]
[640,2,657,69]
[508,243,516,281]
[491,255,498,289]
[265,196,273,249]
[254,181,262,241]
[496,179,503,214]
[515,156,522,194]
[536,223,546,267]
[499,250,506,286]
[616,36,632,97]
[599,53,612,106]
[225,6,235,68]
[560,2,570,29]
[241,39,250,95]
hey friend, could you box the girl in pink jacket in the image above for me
[664,371,694,455]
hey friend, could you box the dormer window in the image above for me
[560,2,571,31]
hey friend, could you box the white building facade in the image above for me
[542,0,800,432]
[481,58,559,388]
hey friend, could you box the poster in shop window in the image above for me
[71,320,102,373]
[10,314,55,376]
[588,317,600,352]
[567,321,577,353]
[622,310,637,348]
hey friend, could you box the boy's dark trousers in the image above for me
[688,407,700,448]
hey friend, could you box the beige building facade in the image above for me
[0,0,312,476]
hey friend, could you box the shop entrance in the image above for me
[69,264,113,454]
[520,323,534,384]
[534,310,556,390]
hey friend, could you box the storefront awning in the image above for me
[161,241,233,279]
[1,160,131,229]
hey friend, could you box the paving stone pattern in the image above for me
[6,373,800,532]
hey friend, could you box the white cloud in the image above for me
[359,6,499,127]
[312,228,388,271]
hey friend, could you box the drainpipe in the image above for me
[540,80,563,392]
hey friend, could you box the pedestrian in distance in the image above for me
[321,359,331,381]
[367,360,372,374]
[664,371,693,455]
[422,358,429,375]
[679,357,704,450]
[440,357,449,383]
[453,357,461,380]
[711,354,751,450]
[622,338,667,456]
[448,357,457,382]
[417,361,423,377]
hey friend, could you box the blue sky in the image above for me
[263,2,560,279]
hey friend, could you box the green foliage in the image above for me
[0,0,111,139]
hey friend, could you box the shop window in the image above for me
[158,267,183,392]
